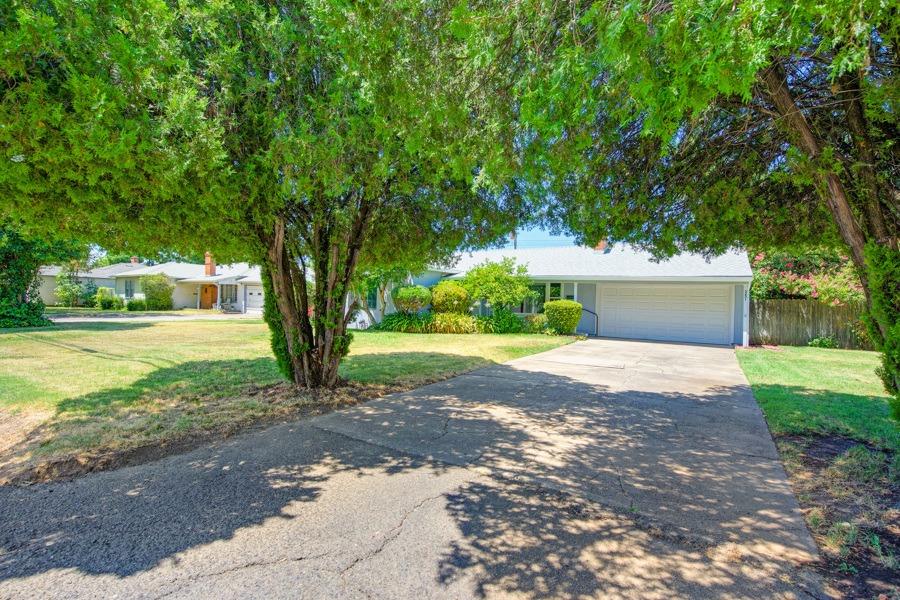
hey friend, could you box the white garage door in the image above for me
[599,284,733,345]
[245,285,264,311]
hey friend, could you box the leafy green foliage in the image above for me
[808,336,838,349]
[126,299,146,311]
[430,312,478,334]
[523,313,549,334]
[94,288,124,310]
[474,308,525,334]
[140,275,173,311]
[462,259,534,310]
[391,285,432,315]
[261,265,293,382]
[544,300,582,334]
[0,224,82,327]
[431,281,471,314]
[863,244,900,419]
[376,312,434,334]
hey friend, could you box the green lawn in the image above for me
[736,346,897,451]
[0,320,570,478]
[737,346,898,593]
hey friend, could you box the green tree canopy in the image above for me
[462,258,534,310]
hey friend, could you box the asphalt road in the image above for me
[0,339,823,599]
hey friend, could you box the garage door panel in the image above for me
[599,284,732,345]
[246,285,264,311]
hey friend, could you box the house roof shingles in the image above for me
[442,246,752,281]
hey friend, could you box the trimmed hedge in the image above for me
[544,300,582,334]
[431,281,470,314]
[94,287,124,310]
[392,285,431,314]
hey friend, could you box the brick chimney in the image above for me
[595,238,608,252]
[130,256,139,264]
[204,252,216,276]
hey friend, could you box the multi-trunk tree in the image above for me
[1,0,522,387]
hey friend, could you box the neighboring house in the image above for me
[353,244,753,346]
[112,253,264,313]
[37,258,146,306]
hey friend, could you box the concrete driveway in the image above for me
[0,339,821,599]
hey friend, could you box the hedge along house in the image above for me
[110,253,264,313]
[443,245,753,345]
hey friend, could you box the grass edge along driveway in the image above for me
[0,320,572,483]
[737,346,898,599]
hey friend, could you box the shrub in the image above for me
[0,299,50,328]
[474,307,524,334]
[430,312,477,334]
[94,288,124,310]
[461,258,534,310]
[431,281,470,314]
[377,311,434,333]
[523,313,548,334]
[140,274,174,310]
[391,285,431,314]
[544,300,582,334]
[126,298,147,311]
[808,335,838,349]
[54,280,83,307]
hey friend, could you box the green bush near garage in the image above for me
[544,300,582,334]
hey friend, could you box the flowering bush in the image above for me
[750,250,864,305]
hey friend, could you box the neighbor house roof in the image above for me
[39,262,146,279]
[441,246,752,281]
[116,261,261,284]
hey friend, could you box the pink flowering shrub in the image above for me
[750,250,864,305]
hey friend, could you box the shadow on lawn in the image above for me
[0,357,823,598]
[1,321,153,335]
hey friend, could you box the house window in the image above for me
[124,279,134,299]
[221,285,237,304]
[516,284,546,314]
[548,282,562,301]
[366,286,378,310]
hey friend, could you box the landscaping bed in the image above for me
[0,321,570,484]
[737,346,899,599]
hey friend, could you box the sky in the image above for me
[499,227,577,249]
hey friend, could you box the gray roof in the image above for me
[443,246,751,281]
[39,262,146,279]
[117,261,261,284]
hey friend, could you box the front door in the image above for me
[200,285,218,309]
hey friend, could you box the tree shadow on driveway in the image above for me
[0,360,823,598]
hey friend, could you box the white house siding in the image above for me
[575,284,597,335]
[172,282,198,309]
[38,275,58,305]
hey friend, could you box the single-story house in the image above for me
[111,253,264,313]
[37,259,146,305]
[354,244,752,346]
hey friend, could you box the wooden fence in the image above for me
[750,299,871,349]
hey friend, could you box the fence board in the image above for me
[750,299,870,349]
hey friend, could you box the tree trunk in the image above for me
[259,195,373,390]
[761,63,871,290]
